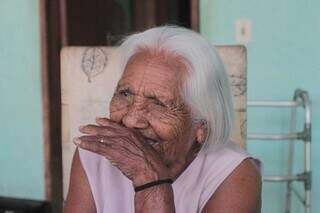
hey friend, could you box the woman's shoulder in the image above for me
[196,140,257,210]
[201,157,262,213]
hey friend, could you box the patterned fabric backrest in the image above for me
[60,46,247,198]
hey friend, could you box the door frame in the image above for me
[39,0,67,212]
[191,0,200,31]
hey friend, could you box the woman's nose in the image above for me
[122,108,148,129]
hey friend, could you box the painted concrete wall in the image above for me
[0,0,45,200]
[200,0,319,212]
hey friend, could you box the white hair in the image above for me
[118,25,234,151]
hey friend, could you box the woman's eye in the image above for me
[119,89,130,97]
[153,99,166,107]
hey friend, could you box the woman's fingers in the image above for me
[96,117,110,126]
[78,121,145,153]
[74,136,107,156]
[79,124,117,136]
[96,117,122,128]
[74,135,119,157]
[79,118,127,137]
[74,136,130,167]
[77,135,104,142]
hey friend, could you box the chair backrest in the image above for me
[60,45,247,198]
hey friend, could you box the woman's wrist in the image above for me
[134,182,175,212]
[132,167,171,187]
[134,179,173,192]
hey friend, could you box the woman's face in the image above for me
[109,51,200,169]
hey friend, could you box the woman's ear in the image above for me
[195,119,208,144]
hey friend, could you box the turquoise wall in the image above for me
[200,0,319,212]
[0,0,45,200]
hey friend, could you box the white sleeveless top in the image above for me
[79,140,250,213]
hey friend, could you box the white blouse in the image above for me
[79,140,250,213]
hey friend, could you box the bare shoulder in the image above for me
[64,148,96,213]
[202,158,262,213]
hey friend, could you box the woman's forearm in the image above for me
[134,184,175,213]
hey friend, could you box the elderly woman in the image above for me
[64,26,261,213]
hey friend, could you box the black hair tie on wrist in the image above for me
[134,179,173,192]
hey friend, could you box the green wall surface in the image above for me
[0,0,45,200]
[200,0,319,212]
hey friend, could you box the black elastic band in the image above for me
[134,179,173,192]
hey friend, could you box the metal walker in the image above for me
[247,89,312,213]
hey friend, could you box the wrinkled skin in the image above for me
[74,51,206,212]
[109,51,204,177]
[76,51,205,182]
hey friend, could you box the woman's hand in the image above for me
[74,117,170,186]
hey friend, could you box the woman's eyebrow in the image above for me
[117,84,134,92]
[116,82,127,89]
[145,94,174,105]
[145,95,164,102]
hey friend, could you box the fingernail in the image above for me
[73,137,81,145]
[79,125,85,130]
